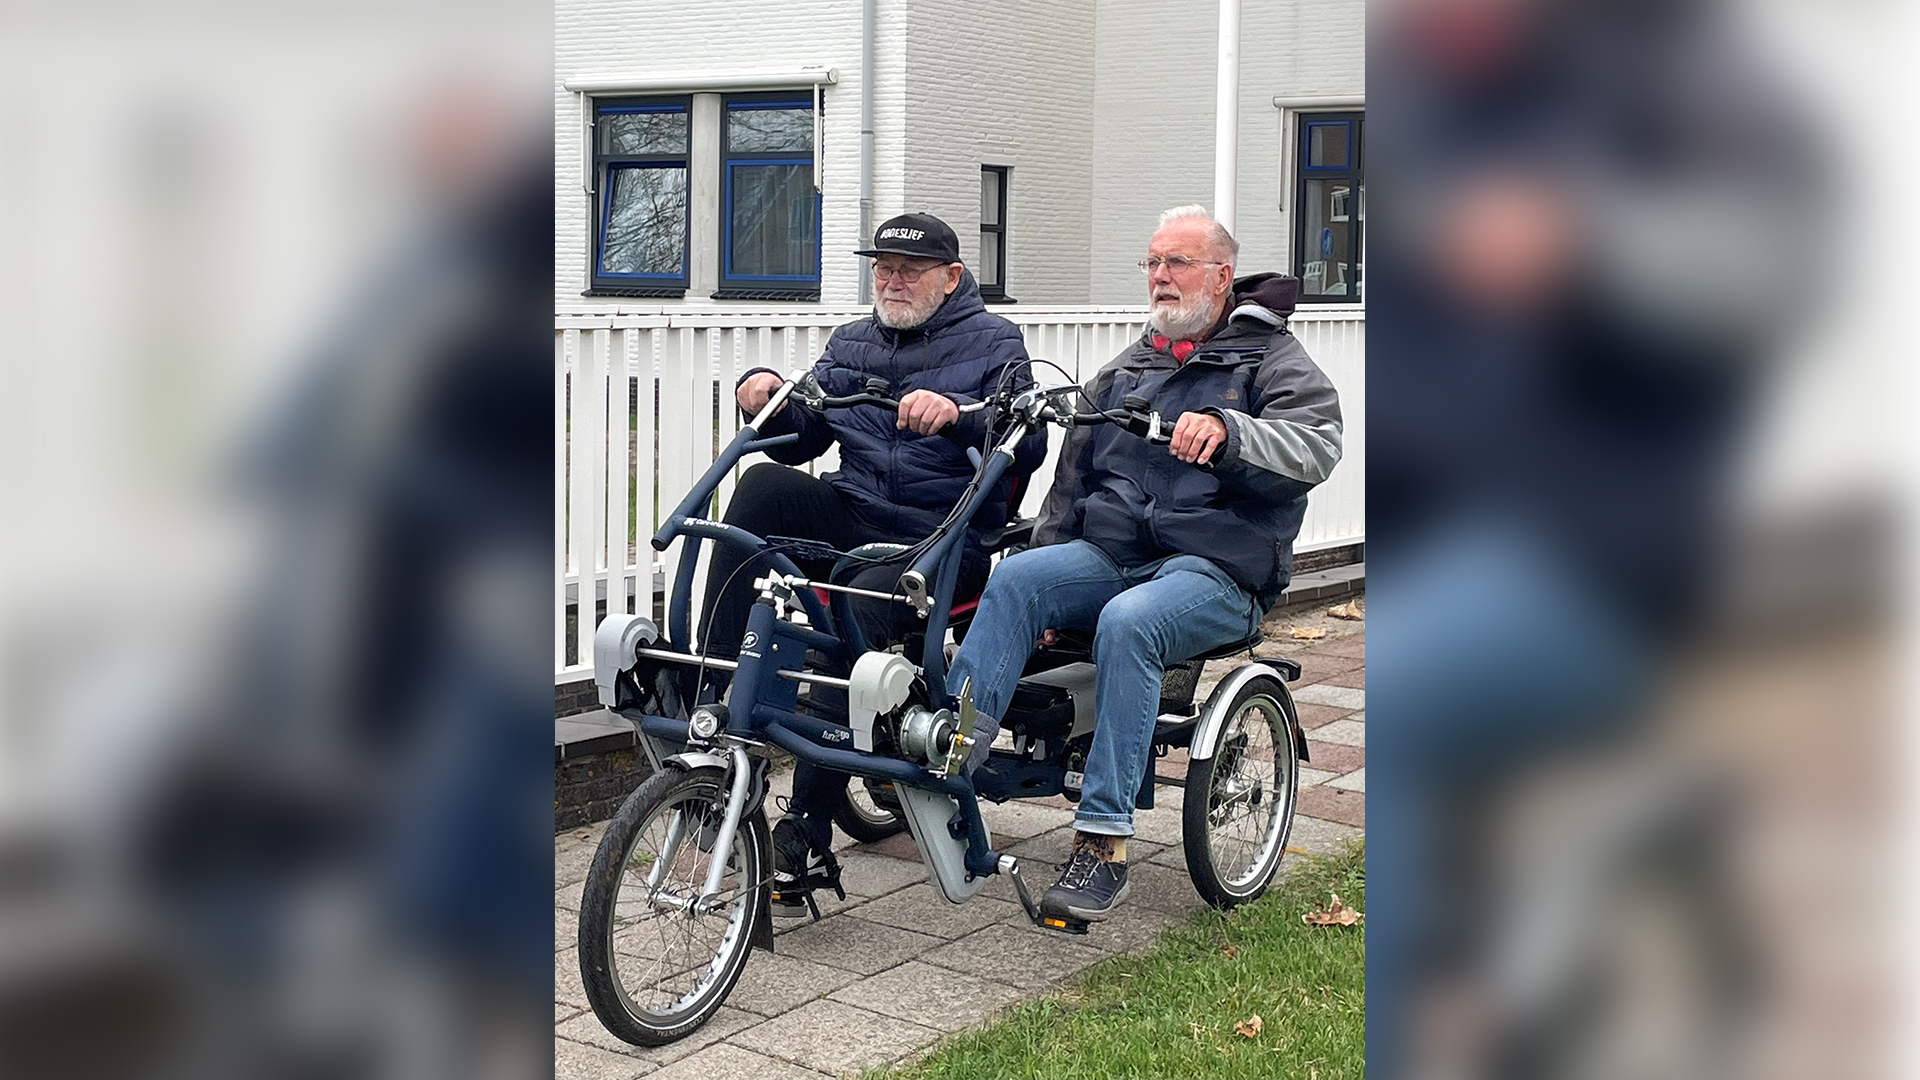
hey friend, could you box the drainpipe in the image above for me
[859,0,876,304]
[1212,0,1241,233]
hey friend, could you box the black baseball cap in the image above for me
[854,212,961,263]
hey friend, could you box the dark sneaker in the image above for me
[770,816,843,919]
[1040,837,1129,921]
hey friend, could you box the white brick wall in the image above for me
[554,0,871,304]
[901,0,1097,304]
[556,0,1361,309]
[1089,0,1364,303]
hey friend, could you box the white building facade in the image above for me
[555,0,1363,307]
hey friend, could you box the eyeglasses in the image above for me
[872,262,945,284]
[1137,255,1224,275]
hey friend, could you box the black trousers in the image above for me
[698,463,987,851]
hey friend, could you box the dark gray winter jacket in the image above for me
[1032,274,1343,610]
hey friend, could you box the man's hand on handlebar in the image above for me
[896,389,960,435]
[1169,411,1227,465]
[737,371,785,417]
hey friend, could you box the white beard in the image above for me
[1149,293,1224,340]
[875,288,943,329]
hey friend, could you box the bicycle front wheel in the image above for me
[578,764,769,1046]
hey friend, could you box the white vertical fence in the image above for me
[554,304,1364,683]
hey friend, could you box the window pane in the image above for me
[600,111,686,155]
[981,169,1001,226]
[730,163,817,277]
[980,232,1002,287]
[601,166,686,275]
[1307,122,1349,168]
[1301,178,1354,295]
[727,107,813,152]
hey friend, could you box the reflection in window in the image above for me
[730,163,817,277]
[592,99,690,293]
[603,167,688,274]
[1294,112,1364,303]
[721,94,820,293]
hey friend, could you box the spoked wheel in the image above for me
[578,764,769,1046]
[1182,674,1299,908]
[832,776,906,843]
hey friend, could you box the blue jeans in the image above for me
[946,539,1260,837]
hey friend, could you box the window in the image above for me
[591,98,691,296]
[718,93,819,298]
[979,166,1010,301]
[1294,111,1364,302]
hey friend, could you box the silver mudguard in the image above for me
[661,750,729,773]
[1187,662,1309,763]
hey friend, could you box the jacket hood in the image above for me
[1227,273,1300,327]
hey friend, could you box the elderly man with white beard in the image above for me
[945,205,1344,921]
[706,213,1047,915]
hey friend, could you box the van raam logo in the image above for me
[878,227,925,241]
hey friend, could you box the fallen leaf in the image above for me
[1235,1014,1264,1038]
[575,831,590,840]
[1328,598,1365,620]
[1223,945,1238,959]
[1289,625,1328,640]
[1302,891,1365,926]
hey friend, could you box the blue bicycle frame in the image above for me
[621,374,1029,880]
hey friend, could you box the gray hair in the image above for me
[1157,204,1240,264]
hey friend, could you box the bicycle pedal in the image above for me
[1037,913,1091,935]
[809,854,847,902]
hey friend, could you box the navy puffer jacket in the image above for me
[741,269,1048,543]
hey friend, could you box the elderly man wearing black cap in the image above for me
[705,212,1047,915]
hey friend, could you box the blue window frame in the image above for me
[718,93,820,299]
[591,98,690,297]
[1294,111,1364,303]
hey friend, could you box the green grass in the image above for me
[873,841,1365,1080]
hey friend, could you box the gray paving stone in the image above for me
[646,1043,833,1080]
[557,833,601,888]
[557,1001,585,1023]
[777,915,944,975]
[1329,767,1366,792]
[719,949,863,1018]
[556,1005,758,1066]
[827,959,1027,1032]
[983,797,1077,839]
[1312,719,1367,747]
[1005,825,1077,863]
[556,905,579,953]
[1292,684,1366,711]
[1074,900,1182,955]
[554,1036,653,1080]
[1121,860,1211,916]
[557,947,591,1008]
[1299,766,1337,787]
[557,882,584,912]
[1128,804,1187,847]
[1285,814,1365,854]
[731,998,942,1075]
[921,922,1109,992]
[845,882,1027,940]
[835,850,930,897]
